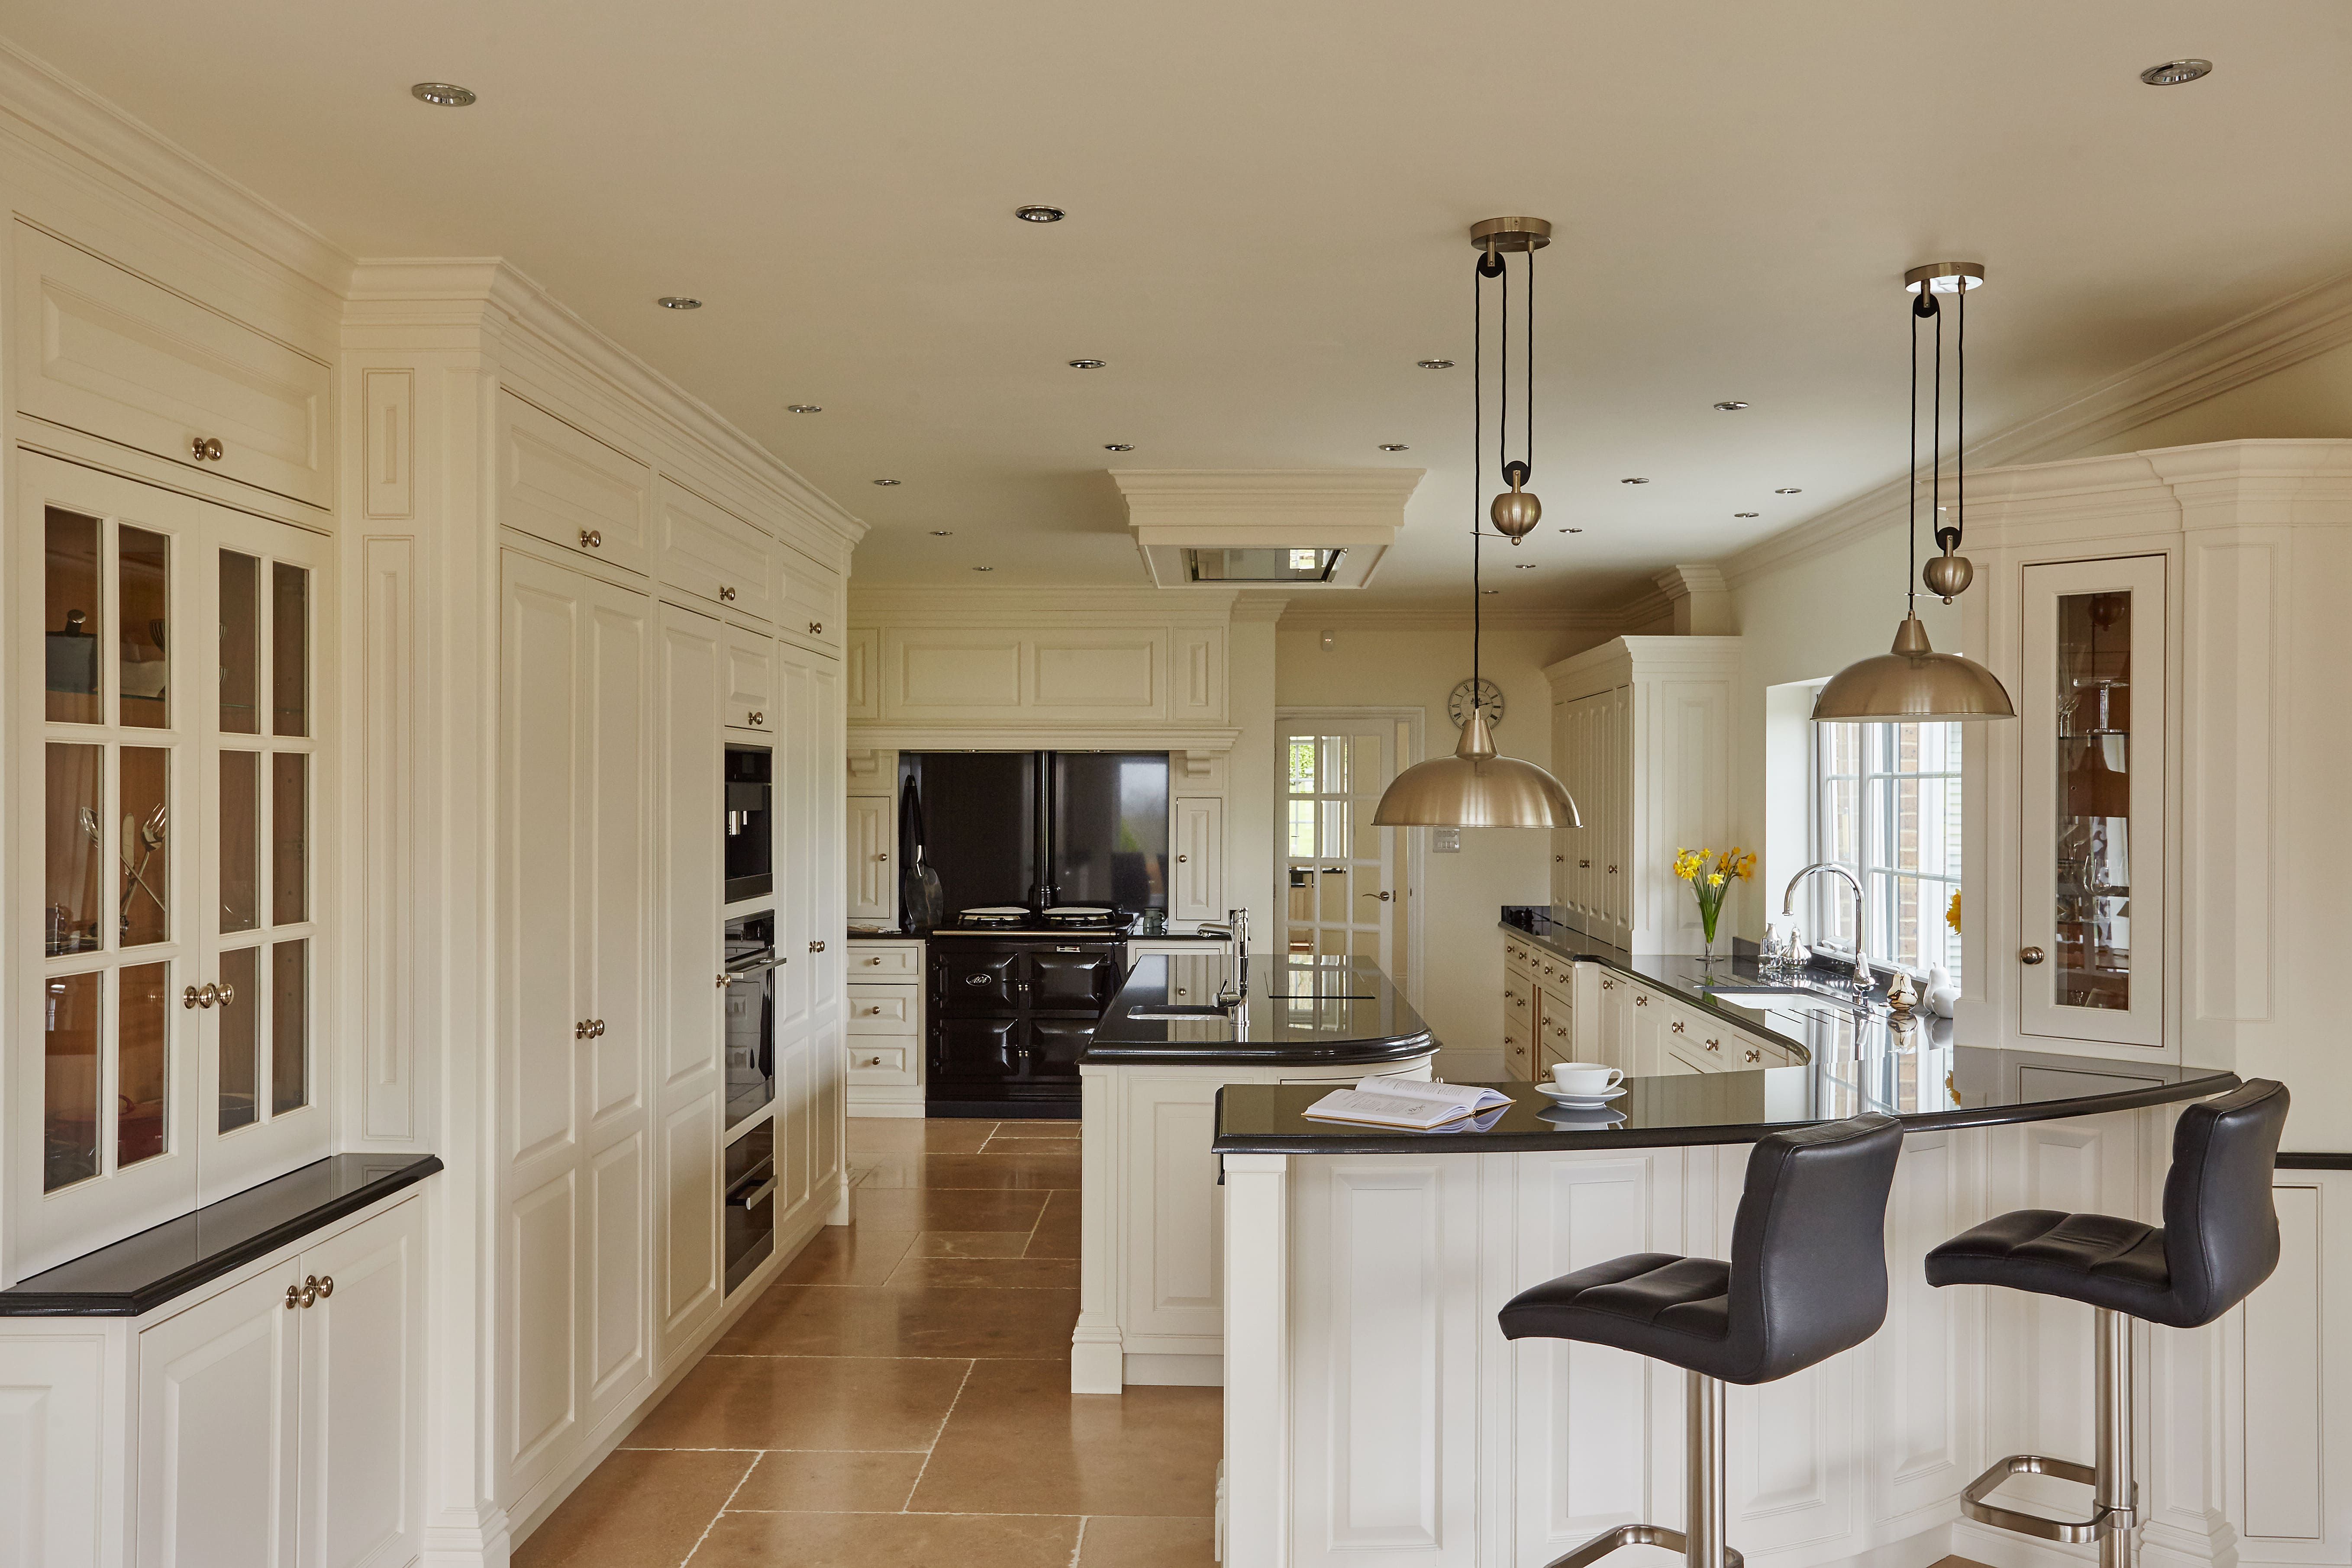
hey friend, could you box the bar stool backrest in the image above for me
[1727,1113,1906,1383]
[2160,1079,2290,1327]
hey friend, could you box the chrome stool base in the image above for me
[1543,1371,1744,1568]
[1961,1309,2140,1568]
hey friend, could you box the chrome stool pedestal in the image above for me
[1545,1371,1744,1568]
[1957,1308,2137,1568]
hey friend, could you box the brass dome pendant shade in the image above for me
[1813,263,2016,724]
[1374,218,1581,829]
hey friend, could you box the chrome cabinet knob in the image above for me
[285,1284,303,1310]
[215,982,235,1007]
[716,972,732,989]
[808,621,823,636]
[748,710,764,726]
[1634,993,1648,1007]
[1671,1020,1686,1034]
[1745,1048,1762,1063]
[191,436,223,461]
[315,1274,333,1299]
[719,585,737,602]
[1579,859,1590,868]
[578,529,602,549]
[1706,1038,1720,1051]
[2021,946,2047,965]
[809,940,826,953]
[184,985,204,1009]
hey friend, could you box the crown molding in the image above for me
[1275,604,1621,632]
[1228,594,1293,625]
[849,585,1241,623]
[1724,263,2352,589]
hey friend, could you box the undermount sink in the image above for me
[1123,1006,1237,1020]
[1706,984,1875,1017]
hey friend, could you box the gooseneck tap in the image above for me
[1781,862,1875,1002]
[1198,908,1250,1007]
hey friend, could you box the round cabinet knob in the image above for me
[184,985,203,1010]
[809,940,826,953]
[719,585,737,601]
[314,1274,333,1300]
[1671,1020,1685,1033]
[191,436,223,461]
[195,983,219,1009]
[1745,1048,1762,1063]
[1579,859,1591,868]
[862,956,881,966]
[579,529,603,549]
[867,1055,884,1067]
[2020,946,2047,965]
[748,710,764,726]
[808,621,824,636]
[285,1284,303,1310]
[1634,993,1648,1007]
[1705,1038,1720,1051]
[215,982,236,1007]
[1176,854,1187,863]
[716,972,732,989]
[876,852,888,862]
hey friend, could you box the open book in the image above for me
[1303,1078,1513,1131]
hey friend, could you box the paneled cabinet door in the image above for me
[723,628,775,734]
[1171,796,1224,924]
[298,1200,424,1568]
[494,391,652,577]
[847,795,894,923]
[655,477,774,627]
[136,1260,303,1568]
[776,543,842,658]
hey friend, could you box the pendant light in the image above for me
[1374,218,1581,829]
[1812,263,2017,723]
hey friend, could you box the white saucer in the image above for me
[1538,1083,1627,1107]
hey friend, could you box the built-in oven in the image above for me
[724,744,773,903]
[723,1119,775,1294]
[723,913,778,1130]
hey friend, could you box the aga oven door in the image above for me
[1029,943,1123,1013]
[933,945,1021,1013]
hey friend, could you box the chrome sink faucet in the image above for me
[1781,862,1874,1002]
[1197,908,1249,1007]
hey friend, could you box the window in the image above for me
[1812,718,1962,981]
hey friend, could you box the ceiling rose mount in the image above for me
[1467,216,1553,254]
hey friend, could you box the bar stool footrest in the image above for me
[1960,1453,2120,1545]
[1540,1521,1746,1568]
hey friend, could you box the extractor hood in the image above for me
[1113,469,1424,590]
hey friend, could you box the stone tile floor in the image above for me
[514,1115,1219,1568]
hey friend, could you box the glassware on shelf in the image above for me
[2052,589,2132,1013]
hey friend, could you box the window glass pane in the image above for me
[220,752,259,933]
[272,753,308,926]
[46,743,105,957]
[1815,716,1963,978]
[218,945,258,1133]
[44,969,101,1191]
[1287,739,1315,795]
[45,507,103,725]
[118,961,170,1170]
[120,749,171,949]
[272,939,309,1116]
[1286,799,1314,858]
[119,526,170,729]
[219,550,260,735]
[272,562,309,737]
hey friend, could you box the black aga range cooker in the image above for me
[926,906,1134,1118]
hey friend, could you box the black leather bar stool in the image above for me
[1500,1114,1906,1568]
[1926,1079,2288,1568]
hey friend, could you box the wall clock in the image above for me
[1448,678,1504,729]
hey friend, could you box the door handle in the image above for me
[1359,890,1392,902]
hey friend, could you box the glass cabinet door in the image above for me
[2018,555,2167,1050]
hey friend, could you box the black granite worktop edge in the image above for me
[1083,955,1439,1068]
[1085,1030,1440,1068]
[2278,1152,2352,1170]
[0,1153,442,1316]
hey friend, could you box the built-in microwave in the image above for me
[724,744,773,902]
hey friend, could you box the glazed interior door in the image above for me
[1281,724,1397,971]
[2019,555,2167,1049]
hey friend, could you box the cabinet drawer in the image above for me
[847,986,917,1034]
[1503,1031,1533,1080]
[16,224,334,509]
[777,542,842,657]
[724,629,775,732]
[848,944,921,978]
[495,390,652,575]
[657,476,774,625]
[1502,974,1534,1027]
[848,1041,916,1084]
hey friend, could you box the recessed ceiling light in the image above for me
[1513,563,1537,570]
[1014,204,1067,223]
[1103,443,1134,452]
[1481,588,1501,595]
[871,478,901,487]
[1559,527,1584,534]
[1620,477,1650,485]
[1714,400,1749,411]
[1416,359,1455,370]
[656,297,702,310]
[1068,358,1107,370]
[1378,443,1409,452]
[786,403,822,414]
[1734,511,1760,518]
[974,566,994,572]
[930,529,953,536]
[411,82,476,107]
[1774,487,1802,494]
[2140,58,2212,86]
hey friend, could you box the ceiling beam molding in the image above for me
[1116,468,1424,590]
[1725,261,2352,590]
[850,585,1241,624]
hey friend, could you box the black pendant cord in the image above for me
[1931,291,1944,597]
[1497,251,1510,478]
[1908,291,1923,610]
[1523,245,1535,480]
[1953,286,1965,555]
[1472,251,1484,696]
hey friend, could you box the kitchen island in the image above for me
[1212,947,2249,1568]
[1071,953,1437,1393]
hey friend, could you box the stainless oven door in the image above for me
[724,1120,776,1294]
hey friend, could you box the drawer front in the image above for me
[847,1041,916,1084]
[495,390,652,574]
[849,944,922,979]
[1502,973,1534,1028]
[724,629,775,733]
[848,986,917,1034]
[1536,986,1574,1061]
[777,542,842,657]
[657,476,774,625]
[17,224,334,509]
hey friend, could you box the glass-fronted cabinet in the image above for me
[19,453,330,1271]
[2018,555,2167,1050]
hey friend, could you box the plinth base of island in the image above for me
[1071,1052,1436,1394]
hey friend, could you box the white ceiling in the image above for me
[7,1,2350,607]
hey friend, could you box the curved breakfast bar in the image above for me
[1211,932,2247,1568]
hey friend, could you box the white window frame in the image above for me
[1808,713,1962,983]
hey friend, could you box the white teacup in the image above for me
[1549,1061,1625,1097]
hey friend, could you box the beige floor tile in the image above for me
[1079,1515,1220,1567]
[725,1449,928,1513]
[911,1359,1222,1517]
[691,1510,1079,1568]
[622,1355,969,1451]
[1026,1189,1083,1259]
[775,1226,918,1285]
[512,1448,751,1567]
[853,1184,1051,1232]
[916,1150,1084,1190]
[887,1253,1081,1289]
[913,1230,1035,1258]
[719,1284,1079,1358]
[987,1121,1083,1139]
[849,1118,997,1154]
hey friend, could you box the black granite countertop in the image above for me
[0,1152,442,1316]
[1085,955,1437,1068]
[1210,909,2242,1154]
[847,927,920,941]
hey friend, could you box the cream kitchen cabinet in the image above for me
[655,476,775,629]
[776,542,843,658]
[723,625,776,736]
[13,223,335,513]
[135,1195,424,1568]
[847,794,894,924]
[494,390,653,578]
[1171,795,1225,925]
[847,940,924,1117]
